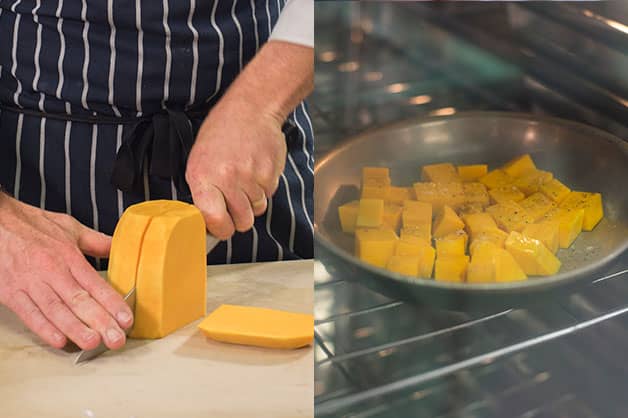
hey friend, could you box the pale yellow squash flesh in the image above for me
[198,304,314,349]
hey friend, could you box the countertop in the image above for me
[0,260,313,418]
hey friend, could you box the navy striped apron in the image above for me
[0,0,314,268]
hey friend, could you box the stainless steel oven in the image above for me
[312,2,628,417]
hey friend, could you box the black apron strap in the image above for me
[0,103,300,199]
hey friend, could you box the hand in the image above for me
[185,40,312,239]
[0,194,133,350]
[186,102,287,239]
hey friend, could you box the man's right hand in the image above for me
[0,193,133,350]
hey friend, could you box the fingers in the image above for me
[223,188,255,233]
[7,290,67,349]
[52,268,126,350]
[29,282,101,351]
[242,183,268,217]
[75,225,112,258]
[192,184,236,239]
[45,212,112,257]
[68,253,133,331]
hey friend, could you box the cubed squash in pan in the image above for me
[421,163,461,183]
[522,221,560,254]
[462,182,490,207]
[386,255,420,277]
[383,203,403,231]
[434,255,469,283]
[479,169,515,190]
[540,178,571,204]
[489,186,526,204]
[462,212,498,239]
[505,231,561,276]
[486,201,534,232]
[402,200,433,229]
[355,228,398,268]
[435,230,468,257]
[413,182,466,211]
[513,170,553,196]
[356,198,384,228]
[502,154,537,178]
[519,192,557,222]
[544,207,584,248]
[386,186,414,204]
[338,200,359,234]
[457,164,488,182]
[560,191,604,231]
[433,205,465,238]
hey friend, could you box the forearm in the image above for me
[217,41,314,122]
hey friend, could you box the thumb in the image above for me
[76,224,112,257]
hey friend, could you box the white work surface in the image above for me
[0,260,313,418]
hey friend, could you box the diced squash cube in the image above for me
[522,221,560,254]
[418,246,436,278]
[355,228,398,268]
[479,169,515,189]
[560,191,604,231]
[386,186,413,204]
[338,200,359,234]
[393,238,435,278]
[505,231,561,276]
[469,229,509,255]
[457,164,488,182]
[356,199,384,228]
[462,212,499,239]
[383,203,402,231]
[486,201,533,232]
[470,240,500,258]
[489,186,525,204]
[402,200,433,229]
[544,207,584,248]
[467,242,526,282]
[433,205,465,238]
[457,202,485,216]
[400,225,432,243]
[396,236,432,256]
[386,255,420,277]
[493,248,527,282]
[502,154,537,178]
[513,170,553,196]
[435,230,468,257]
[467,256,495,283]
[421,163,461,183]
[519,192,556,222]
[413,182,466,210]
[361,177,390,199]
[540,178,571,204]
[463,182,490,207]
[362,167,390,181]
[434,255,469,282]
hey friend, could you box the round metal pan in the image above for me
[315,112,628,310]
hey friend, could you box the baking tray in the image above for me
[315,112,628,310]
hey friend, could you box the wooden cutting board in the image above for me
[0,260,313,418]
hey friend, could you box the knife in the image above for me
[75,233,221,364]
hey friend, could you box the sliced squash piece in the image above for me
[198,305,313,349]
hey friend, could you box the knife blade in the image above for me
[206,233,220,254]
[74,286,137,364]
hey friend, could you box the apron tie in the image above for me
[0,103,300,198]
[111,109,196,196]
